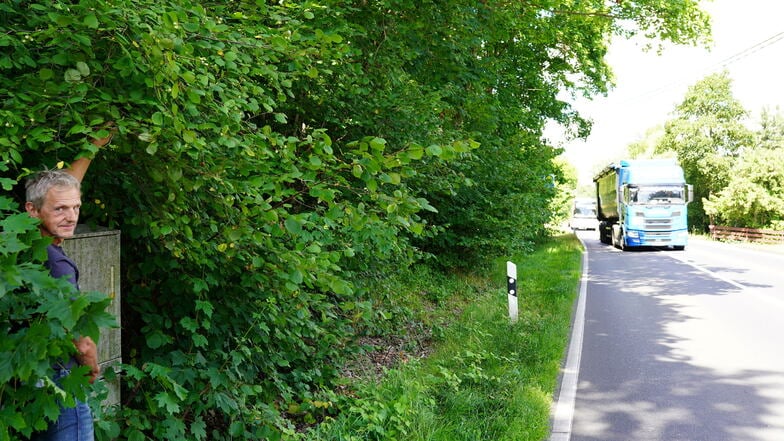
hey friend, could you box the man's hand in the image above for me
[90,121,117,148]
[67,121,118,183]
[74,336,100,383]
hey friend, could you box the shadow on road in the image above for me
[571,237,784,441]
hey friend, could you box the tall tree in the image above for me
[704,107,784,229]
[282,0,713,264]
[704,148,784,228]
[656,71,754,230]
[757,106,784,150]
[627,126,666,159]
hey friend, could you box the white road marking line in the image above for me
[549,237,589,441]
[666,251,784,310]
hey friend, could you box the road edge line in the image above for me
[549,235,588,441]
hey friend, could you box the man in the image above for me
[24,125,115,441]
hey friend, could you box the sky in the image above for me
[554,0,784,185]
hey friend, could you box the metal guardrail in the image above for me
[709,225,784,244]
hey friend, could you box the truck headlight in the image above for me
[626,230,640,238]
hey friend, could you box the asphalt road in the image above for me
[563,231,784,441]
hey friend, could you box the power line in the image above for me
[619,30,784,104]
[707,31,784,70]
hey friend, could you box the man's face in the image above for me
[25,186,81,245]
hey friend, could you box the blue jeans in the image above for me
[31,367,95,441]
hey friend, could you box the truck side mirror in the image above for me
[686,184,693,203]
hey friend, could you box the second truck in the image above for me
[594,159,693,250]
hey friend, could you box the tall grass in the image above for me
[303,234,583,441]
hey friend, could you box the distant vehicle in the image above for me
[569,198,599,231]
[594,159,693,250]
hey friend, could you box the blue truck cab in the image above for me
[594,159,693,250]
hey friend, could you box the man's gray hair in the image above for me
[25,169,81,209]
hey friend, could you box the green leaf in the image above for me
[52,53,69,65]
[229,421,245,437]
[284,217,302,235]
[64,69,81,83]
[181,71,196,83]
[2,410,26,431]
[0,196,16,210]
[0,176,16,190]
[138,132,155,142]
[195,300,214,318]
[417,197,438,212]
[180,317,198,332]
[288,268,303,284]
[1,213,38,233]
[407,147,424,160]
[167,167,182,181]
[369,137,386,151]
[0,354,13,383]
[426,145,443,156]
[329,279,352,296]
[146,330,169,349]
[172,381,188,400]
[128,429,146,441]
[95,420,121,439]
[39,68,54,80]
[192,333,208,348]
[41,296,81,329]
[187,90,201,104]
[75,61,90,76]
[153,391,180,414]
[191,417,207,440]
[83,14,99,28]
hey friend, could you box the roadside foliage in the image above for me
[656,71,784,231]
[1,1,709,439]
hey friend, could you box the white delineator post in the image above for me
[507,261,518,323]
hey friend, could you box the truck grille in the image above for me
[644,219,672,230]
[644,231,672,242]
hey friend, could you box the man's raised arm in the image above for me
[66,122,117,183]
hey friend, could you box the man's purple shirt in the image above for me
[45,244,79,290]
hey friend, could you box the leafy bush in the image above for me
[704,147,784,229]
[1,2,468,438]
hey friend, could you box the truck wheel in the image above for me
[611,225,626,251]
[599,222,611,244]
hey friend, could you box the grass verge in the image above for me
[302,234,583,441]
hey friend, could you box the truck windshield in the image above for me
[573,205,596,217]
[629,186,685,204]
